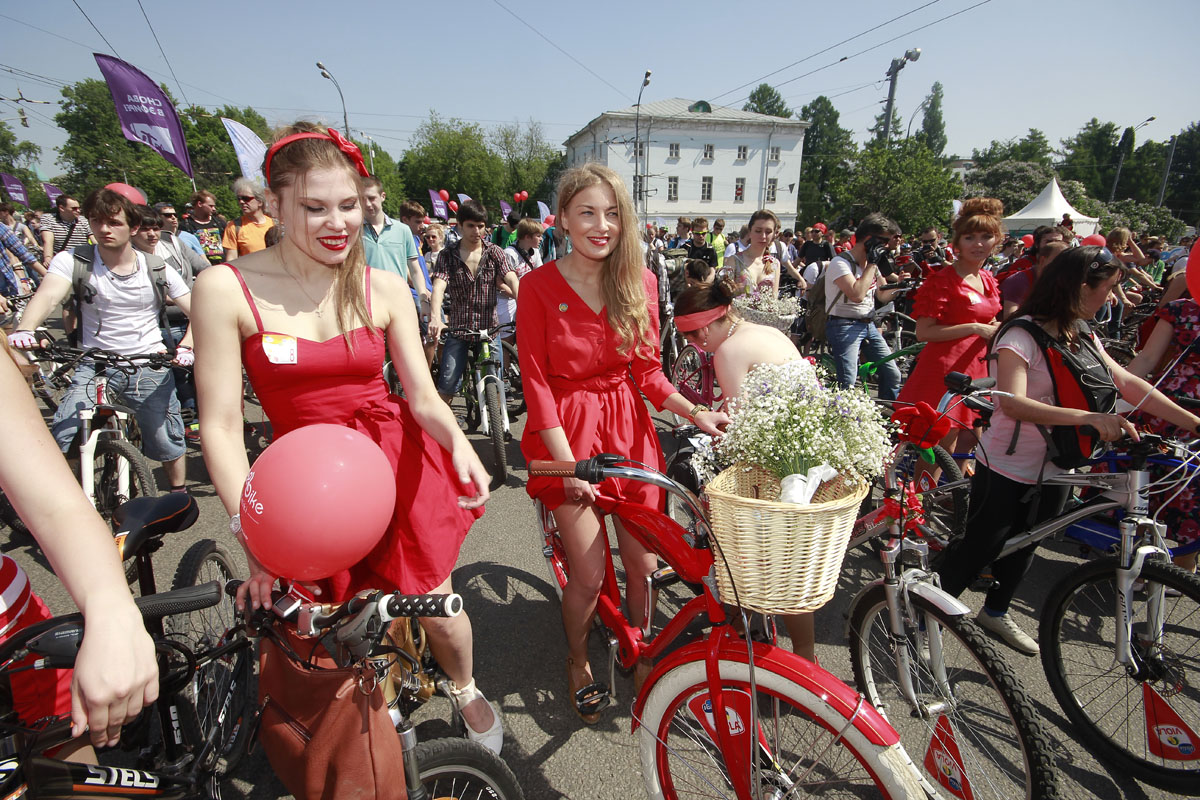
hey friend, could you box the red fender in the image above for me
[631,629,900,748]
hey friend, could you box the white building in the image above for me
[564,98,810,230]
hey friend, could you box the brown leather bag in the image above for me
[257,630,407,800]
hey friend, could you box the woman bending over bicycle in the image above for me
[517,163,728,724]
[934,245,1200,656]
[192,124,502,754]
[0,340,158,758]
[673,279,829,660]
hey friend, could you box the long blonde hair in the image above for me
[556,163,654,358]
[263,121,376,343]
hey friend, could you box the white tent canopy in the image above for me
[1002,178,1099,237]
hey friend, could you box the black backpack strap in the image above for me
[71,245,96,342]
[988,318,1052,457]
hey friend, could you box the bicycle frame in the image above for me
[76,369,138,510]
[458,328,510,439]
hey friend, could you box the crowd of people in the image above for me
[0,122,1197,796]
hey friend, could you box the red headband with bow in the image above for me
[264,128,369,184]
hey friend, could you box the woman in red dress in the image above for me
[192,123,501,756]
[518,163,727,723]
[897,198,1004,466]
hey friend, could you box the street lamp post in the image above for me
[881,48,921,145]
[633,70,651,219]
[358,131,376,173]
[315,61,351,139]
[1109,116,1155,202]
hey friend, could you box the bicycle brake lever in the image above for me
[334,601,383,662]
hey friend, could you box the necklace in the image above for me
[280,261,332,317]
[713,318,741,351]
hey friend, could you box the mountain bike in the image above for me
[442,324,514,481]
[530,454,928,799]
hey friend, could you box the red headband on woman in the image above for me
[674,306,728,332]
[263,128,370,184]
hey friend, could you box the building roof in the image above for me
[566,98,808,146]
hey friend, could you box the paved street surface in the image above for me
[3,402,1187,800]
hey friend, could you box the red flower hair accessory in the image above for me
[890,401,952,450]
[264,128,370,184]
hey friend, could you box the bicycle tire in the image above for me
[849,585,1061,800]
[168,539,254,780]
[484,378,508,479]
[1040,557,1200,793]
[0,488,29,536]
[536,501,568,601]
[501,341,523,419]
[669,344,708,426]
[92,438,158,529]
[639,657,926,800]
[413,737,525,800]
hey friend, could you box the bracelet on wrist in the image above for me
[689,403,710,422]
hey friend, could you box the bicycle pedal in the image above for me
[651,566,680,590]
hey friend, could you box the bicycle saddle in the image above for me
[113,493,200,561]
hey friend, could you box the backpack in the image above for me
[803,254,852,343]
[68,245,173,347]
[990,317,1118,469]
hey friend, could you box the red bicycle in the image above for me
[530,454,926,799]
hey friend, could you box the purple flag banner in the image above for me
[499,200,512,219]
[94,54,194,177]
[536,201,551,222]
[428,189,448,220]
[42,183,63,205]
[0,174,28,206]
[456,193,472,205]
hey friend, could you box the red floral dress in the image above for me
[897,267,1001,429]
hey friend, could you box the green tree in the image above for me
[794,95,856,225]
[400,113,504,219]
[964,160,1055,215]
[490,120,563,217]
[913,82,947,157]
[1163,123,1200,226]
[1058,118,1121,200]
[743,84,792,119]
[354,136,405,217]
[868,105,904,145]
[1099,199,1186,240]
[0,120,46,209]
[1057,179,1106,218]
[181,105,272,219]
[844,139,960,233]
[1117,138,1169,206]
[971,129,1053,169]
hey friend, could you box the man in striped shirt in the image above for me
[39,194,91,274]
[0,221,38,296]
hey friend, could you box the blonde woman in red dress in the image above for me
[896,198,1004,471]
[517,163,728,723]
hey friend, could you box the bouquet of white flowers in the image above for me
[714,360,891,501]
[732,293,800,331]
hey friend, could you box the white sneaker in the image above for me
[976,611,1039,656]
[449,679,504,754]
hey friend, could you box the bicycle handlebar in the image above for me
[29,342,181,374]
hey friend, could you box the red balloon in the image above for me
[520,191,529,202]
[438,189,449,202]
[105,182,147,205]
[448,200,459,212]
[513,192,520,203]
[1020,234,1034,247]
[423,216,431,225]
[1081,233,1106,247]
[544,214,555,226]
[238,425,395,581]
[1187,240,1200,302]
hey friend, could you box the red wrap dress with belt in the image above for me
[517,262,677,510]
[230,266,482,602]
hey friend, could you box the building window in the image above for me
[769,146,781,162]
[701,176,713,202]
[668,142,680,159]
[703,144,714,159]
[766,178,778,203]
[737,145,748,160]
[668,176,678,202]
[734,177,745,202]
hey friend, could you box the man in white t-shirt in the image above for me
[823,212,904,399]
[9,188,193,492]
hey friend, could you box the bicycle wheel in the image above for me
[0,488,28,536]
[670,344,707,405]
[484,378,508,479]
[92,438,158,528]
[1041,557,1200,793]
[849,586,1060,800]
[413,737,525,800]
[169,539,253,779]
[501,341,523,419]
[537,500,568,601]
[639,656,926,799]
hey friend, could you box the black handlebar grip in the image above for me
[134,581,222,620]
[385,593,463,619]
[970,377,997,391]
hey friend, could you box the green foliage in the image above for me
[1058,118,1121,200]
[181,105,272,219]
[743,84,792,119]
[1163,123,1200,226]
[1058,180,1105,218]
[869,106,904,145]
[794,95,856,225]
[354,136,405,217]
[913,82,947,157]
[844,139,961,233]
[971,129,1053,169]
[400,113,505,219]
[964,160,1054,215]
[0,120,46,209]
[1098,199,1186,241]
[490,121,564,217]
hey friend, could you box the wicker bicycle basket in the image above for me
[705,464,868,614]
[735,304,797,332]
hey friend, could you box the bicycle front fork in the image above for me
[397,719,430,800]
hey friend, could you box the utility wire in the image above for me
[70,0,122,60]
[489,0,631,102]
[712,0,945,101]
[136,0,189,106]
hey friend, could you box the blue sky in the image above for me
[3,0,1197,182]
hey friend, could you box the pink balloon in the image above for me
[519,191,529,202]
[438,189,449,202]
[1187,240,1200,302]
[1020,234,1034,247]
[1081,233,1107,247]
[448,200,459,212]
[544,214,555,226]
[239,425,395,581]
[105,182,147,205]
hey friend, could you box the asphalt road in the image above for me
[3,401,1190,800]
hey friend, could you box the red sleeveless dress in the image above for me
[230,267,482,601]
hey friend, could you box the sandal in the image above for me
[566,657,610,724]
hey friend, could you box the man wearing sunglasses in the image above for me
[915,226,948,276]
[222,177,275,260]
[681,217,718,268]
[39,194,91,276]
